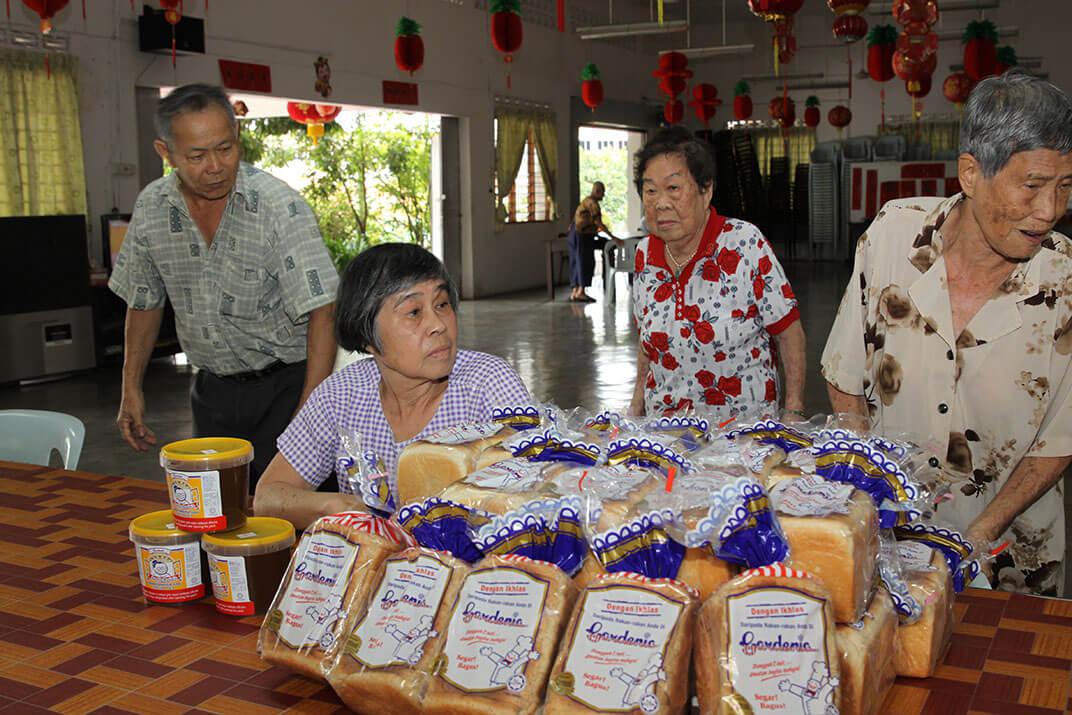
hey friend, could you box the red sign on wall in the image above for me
[218,59,272,93]
[382,80,420,106]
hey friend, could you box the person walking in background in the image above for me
[568,181,620,302]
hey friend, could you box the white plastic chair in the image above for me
[603,237,643,303]
[0,409,85,469]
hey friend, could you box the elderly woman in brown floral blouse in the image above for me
[822,71,1072,596]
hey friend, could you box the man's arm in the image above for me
[773,321,806,413]
[629,346,651,417]
[967,454,1072,545]
[118,307,164,451]
[297,303,336,412]
[253,452,364,529]
[826,380,868,418]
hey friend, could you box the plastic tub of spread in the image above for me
[160,437,252,533]
[201,517,296,616]
[129,510,209,605]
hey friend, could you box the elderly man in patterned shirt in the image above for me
[822,72,1072,595]
[109,84,338,489]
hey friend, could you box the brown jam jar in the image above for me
[129,510,209,605]
[160,437,252,533]
[201,517,296,616]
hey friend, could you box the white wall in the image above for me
[5,0,660,298]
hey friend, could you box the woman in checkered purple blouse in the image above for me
[253,244,530,528]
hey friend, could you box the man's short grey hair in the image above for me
[959,70,1072,177]
[154,83,236,146]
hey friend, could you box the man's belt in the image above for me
[215,360,304,383]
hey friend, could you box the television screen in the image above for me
[0,215,90,316]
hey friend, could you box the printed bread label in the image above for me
[559,585,682,713]
[770,475,854,517]
[166,469,225,530]
[349,553,452,669]
[896,541,935,572]
[425,423,503,445]
[272,533,360,651]
[438,566,549,694]
[136,543,204,602]
[725,586,837,714]
[207,554,253,616]
[464,460,546,491]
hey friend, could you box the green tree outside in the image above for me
[578,143,628,234]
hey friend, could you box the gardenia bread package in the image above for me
[695,563,841,715]
[325,547,470,715]
[835,588,899,715]
[258,512,414,681]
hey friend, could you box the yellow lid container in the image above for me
[160,437,254,471]
[160,437,253,533]
[201,517,296,616]
[201,518,296,556]
[128,510,206,604]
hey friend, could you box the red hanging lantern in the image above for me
[803,95,821,127]
[828,0,869,14]
[867,24,897,82]
[394,17,424,75]
[653,52,693,101]
[160,0,180,24]
[748,0,804,21]
[828,105,852,130]
[733,80,754,121]
[22,0,68,33]
[833,15,868,44]
[748,0,803,72]
[892,0,938,27]
[689,83,722,127]
[942,71,974,109]
[906,74,932,98]
[893,39,937,93]
[287,102,342,145]
[963,20,998,81]
[773,17,798,66]
[490,0,523,88]
[663,99,684,125]
[769,95,795,127]
[580,63,603,112]
[995,45,1018,76]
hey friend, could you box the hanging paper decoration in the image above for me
[557,0,565,32]
[653,52,692,124]
[942,71,974,110]
[828,104,852,133]
[22,0,69,33]
[580,63,603,112]
[689,83,722,127]
[314,56,332,98]
[832,14,868,43]
[490,0,523,89]
[394,17,425,75]
[893,40,937,93]
[827,0,868,12]
[962,20,998,81]
[158,0,183,67]
[733,81,753,121]
[867,24,897,82]
[905,73,932,98]
[892,0,938,27]
[803,95,821,127]
[769,95,795,128]
[663,99,684,124]
[748,1,803,73]
[891,0,938,97]
[995,45,1017,75]
[287,102,341,145]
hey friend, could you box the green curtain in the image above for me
[880,120,960,154]
[494,108,530,223]
[0,49,87,218]
[530,111,558,220]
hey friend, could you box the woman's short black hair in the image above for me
[633,125,716,197]
[335,243,459,353]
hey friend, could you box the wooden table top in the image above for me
[0,461,1070,715]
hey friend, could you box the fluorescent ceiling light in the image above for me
[661,44,754,58]
[577,20,688,40]
[742,72,824,82]
[869,0,998,12]
[936,26,1016,41]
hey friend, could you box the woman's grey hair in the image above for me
[336,243,460,354]
[960,70,1072,177]
[155,83,236,147]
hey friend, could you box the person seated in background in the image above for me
[568,181,620,302]
[253,243,531,528]
[821,71,1072,595]
[628,126,806,420]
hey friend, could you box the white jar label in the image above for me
[425,423,503,445]
[348,553,452,668]
[271,532,360,652]
[166,469,225,530]
[136,543,204,602]
[559,585,683,713]
[725,586,837,713]
[207,553,253,616]
[438,566,548,694]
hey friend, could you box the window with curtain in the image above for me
[494,106,557,223]
[880,120,960,155]
[0,49,87,218]
[750,126,816,182]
